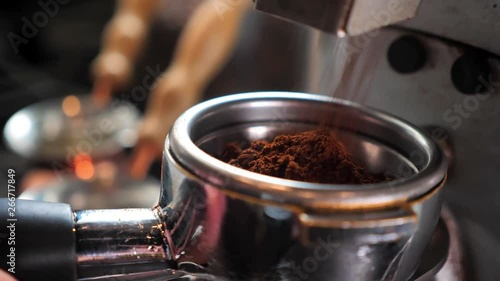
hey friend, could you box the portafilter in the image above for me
[0,92,447,281]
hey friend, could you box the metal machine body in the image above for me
[254,0,500,55]
[252,1,500,280]
[305,27,500,281]
[254,0,422,36]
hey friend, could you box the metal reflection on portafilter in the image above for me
[74,208,167,279]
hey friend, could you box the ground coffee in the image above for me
[221,129,390,184]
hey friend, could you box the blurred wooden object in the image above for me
[91,1,252,178]
[130,1,251,178]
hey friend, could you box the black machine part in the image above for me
[0,199,77,281]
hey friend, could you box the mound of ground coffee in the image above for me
[221,129,390,184]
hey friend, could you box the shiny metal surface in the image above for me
[169,92,447,210]
[433,207,466,281]
[253,0,500,55]
[253,0,421,36]
[75,216,454,281]
[304,27,500,280]
[161,93,447,280]
[3,95,139,161]
[78,269,187,281]
[20,174,160,209]
[399,0,500,56]
[74,208,167,279]
[78,269,215,281]
[411,218,449,281]
[22,93,450,280]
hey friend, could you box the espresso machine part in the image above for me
[253,0,422,36]
[3,95,139,162]
[302,9,500,281]
[0,93,448,281]
[162,92,447,281]
[19,174,160,210]
[253,0,500,55]
[250,2,500,279]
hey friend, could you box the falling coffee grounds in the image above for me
[221,129,391,184]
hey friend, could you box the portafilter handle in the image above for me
[0,199,171,281]
[0,199,77,281]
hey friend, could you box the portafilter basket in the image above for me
[0,92,447,281]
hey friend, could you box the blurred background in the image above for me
[0,0,306,195]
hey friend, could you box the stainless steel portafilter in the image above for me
[0,92,447,281]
